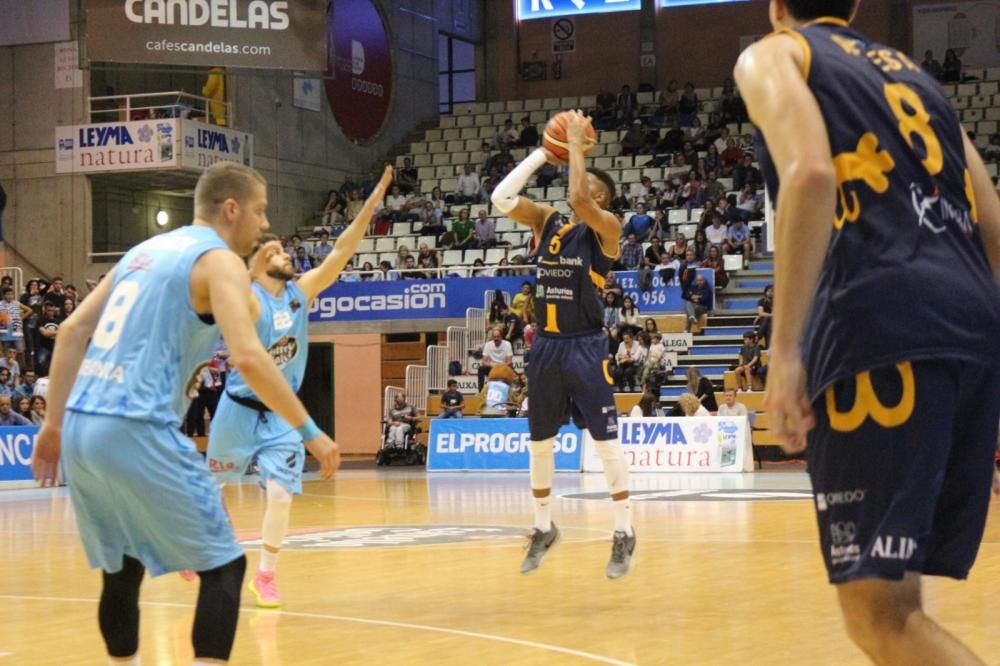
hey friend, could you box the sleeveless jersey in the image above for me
[755,18,1000,399]
[67,226,228,425]
[485,380,510,410]
[225,280,309,399]
[534,211,616,337]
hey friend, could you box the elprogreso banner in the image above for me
[0,426,39,488]
[308,275,526,322]
[583,417,748,473]
[427,418,583,472]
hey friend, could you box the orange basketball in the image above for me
[542,111,596,162]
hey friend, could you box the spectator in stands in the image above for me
[385,184,421,222]
[511,281,534,321]
[395,246,412,270]
[471,258,490,277]
[667,232,689,261]
[613,331,643,392]
[643,237,664,268]
[686,365,718,412]
[400,255,420,278]
[717,195,737,223]
[516,117,539,147]
[718,388,748,417]
[0,347,20,386]
[501,303,524,343]
[655,80,681,122]
[616,85,638,127]
[508,254,532,276]
[508,372,529,416]
[595,88,617,128]
[321,190,345,227]
[684,274,714,332]
[345,189,364,222]
[491,147,515,173]
[292,246,314,274]
[416,201,445,237]
[657,119,687,154]
[703,169,725,202]
[639,331,666,387]
[416,243,439,274]
[15,370,35,401]
[359,262,379,281]
[611,184,634,213]
[705,212,728,247]
[489,295,508,328]
[619,296,642,338]
[691,229,709,261]
[428,186,448,216]
[0,395,30,426]
[719,77,745,123]
[632,390,660,418]
[451,208,475,249]
[677,392,711,417]
[339,176,356,196]
[679,248,701,293]
[386,393,417,447]
[14,396,30,420]
[733,331,761,392]
[35,301,63,376]
[623,203,655,241]
[29,395,45,425]
[702,243,730,289]
[619,233,644,271]
[455,165,482,204]
[942,48,962,83]
[620,120,646,156]
[378,260,396,280]
[755,284,774,348]
[62,297,75,318]
[473,209,496,249]
[921,50,943,81]
[439,379,465,419]
[478,327,514,390]
[678,171,703,208]
[480,166,505,201]
[603,272,624,307]
[396,157,419,194]
[20,279,42,370]
[725,216,754,268]
[0,368,12,396]
[313,231,333,264]
[679,82,699,118]
[0,287,30,355]
[720,137,744,176]
[733,154,762,190]
[495,119,518,149]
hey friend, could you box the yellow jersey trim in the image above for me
[775,28,812,80]
[804,16,850,28]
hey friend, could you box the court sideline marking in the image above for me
[0,594,636,666]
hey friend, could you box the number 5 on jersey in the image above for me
[93,281,140,350]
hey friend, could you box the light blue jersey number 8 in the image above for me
[92,281,140,350]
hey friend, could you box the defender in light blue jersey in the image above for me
[30,163,340,665]
[208,164,392,609]
[736,0,1000,662]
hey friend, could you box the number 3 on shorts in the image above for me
[92,281,140,350]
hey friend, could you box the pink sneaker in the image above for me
[179,570,197,582]
[248,570,281,608]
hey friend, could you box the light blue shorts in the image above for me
[62,411,243,577]
[206,393,306,495]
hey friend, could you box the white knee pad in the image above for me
[266,479,293,509]
[529,438,555,491]
[595,438,630,496]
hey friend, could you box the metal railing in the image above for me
[483,289,511,312]
[404,365,427,413]
[88,91,231,126]
[426,345,449,392]
[465,307,487,351]
[446,325,467,363]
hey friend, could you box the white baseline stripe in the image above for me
[0,595,635,666]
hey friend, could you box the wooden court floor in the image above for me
[2,469,999,665]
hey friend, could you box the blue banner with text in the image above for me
[0,426,38,483]
[517,0,642,21]
[427,418,583,471]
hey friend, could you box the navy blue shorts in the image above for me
[526,331,618,441]
[807,359,1000,584]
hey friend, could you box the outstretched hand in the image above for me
[565,110,594,147]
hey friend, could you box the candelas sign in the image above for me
[84,0,326,70]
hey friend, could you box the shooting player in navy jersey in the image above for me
[492,111,636,579]
[736,0,1000,662]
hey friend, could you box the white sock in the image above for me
[109,657,140,666]
[260,480,292,573]
[533,495,552,532]
[612,498,633,536]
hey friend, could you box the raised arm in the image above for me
[962,132,1000,284]
[491,148,557,239]
[565,111,622,257]
[735,33,836,453]
[31,267,118,485]
[298,165,393,301]
[199,250,339,478]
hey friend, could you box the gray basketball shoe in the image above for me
[605,529,636,579]
[520,524,560,574]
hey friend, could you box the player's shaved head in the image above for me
[586,168,616,209]
[194,162,267,221]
